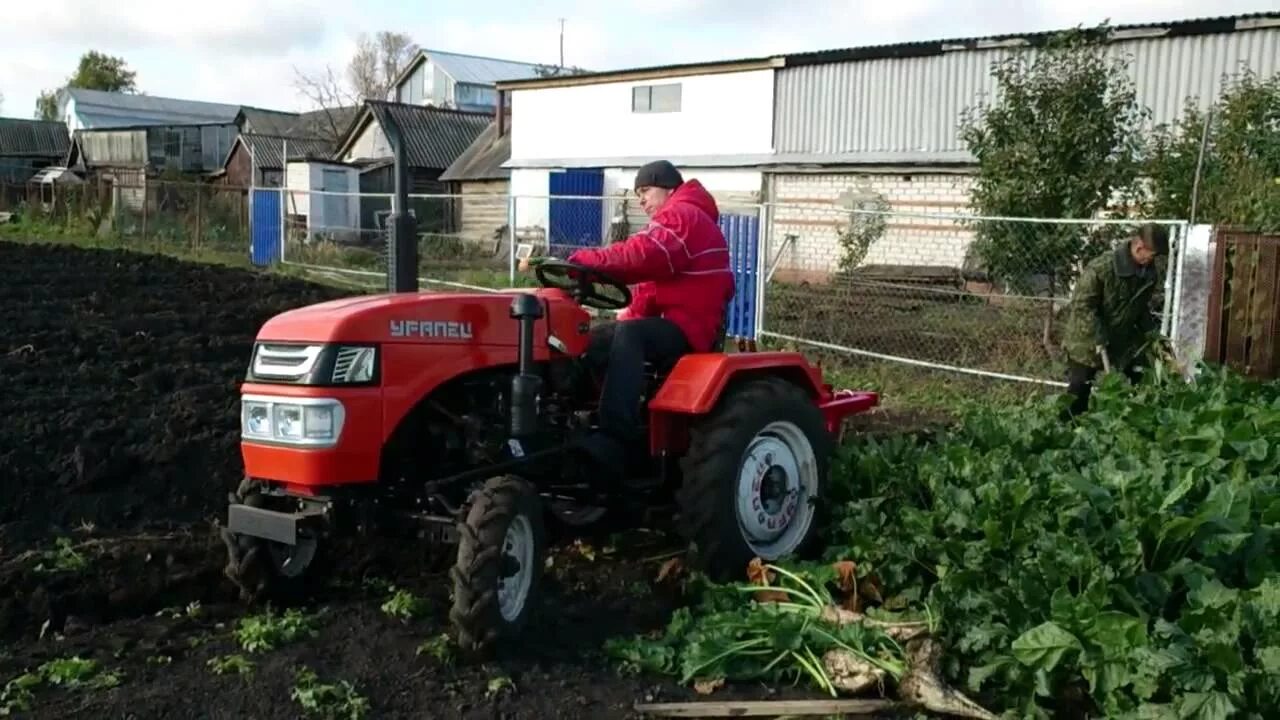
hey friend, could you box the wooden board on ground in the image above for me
[634,698,901,717]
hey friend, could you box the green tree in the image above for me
[958,25,1149,353]
[35,50,138,120]
[1147,67,1280,232]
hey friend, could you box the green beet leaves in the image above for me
[830,367,1280,717]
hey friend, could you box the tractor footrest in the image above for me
[228,504,322,546]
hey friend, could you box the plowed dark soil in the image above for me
[0,242,845,719]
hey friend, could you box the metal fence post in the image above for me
[1169,220,1191,348]
[1160,222,1181,338]
[507,194,517,287]
[278,186,286,264]
[754,202,769,342]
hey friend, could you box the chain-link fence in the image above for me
[7,176,1197,388]
[510,193,640,261]
[278,189,513,291]
[276,191,643,291]
[758,199,1188,385]
[0,177,250,256]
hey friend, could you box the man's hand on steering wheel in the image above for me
[532,258,631,311]
[517,255,551,273]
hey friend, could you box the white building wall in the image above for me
[283,162,359,240]
[508,69,775,162]
[510,168,551,238]
[61,96,82,132]
[285,161,311,219]
[342,121,392,163]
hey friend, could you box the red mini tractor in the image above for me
[221,260,877,654]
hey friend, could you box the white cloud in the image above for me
[1,1,327,55]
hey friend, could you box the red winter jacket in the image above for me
[568,180,734,352]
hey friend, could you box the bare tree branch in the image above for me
[347,35,379,101]
[292,31,419,150]
[292,64,357,145]
[346,31,418,102]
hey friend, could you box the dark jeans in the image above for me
[586,318,689,444]
[1064,360,1142,417]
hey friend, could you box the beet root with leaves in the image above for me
[605,559,998,719]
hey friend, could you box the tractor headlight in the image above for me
[241,396,345,447]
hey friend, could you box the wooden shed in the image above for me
[439,118,511,246]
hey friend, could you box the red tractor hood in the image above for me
[256,288,583,346]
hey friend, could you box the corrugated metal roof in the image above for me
[297,106,361,144]
[440,120,511,181]
[239,134,335,169]
[394,48,550,87]
[239,107,304,136]
[347,101,491,170]
[236,106,357,145]
[0,117,70,157]
[67,88,242,128]
[775,21,1280,160]
[783,11,1280,66]
[498,11,1279,90]
[429,50,545,85]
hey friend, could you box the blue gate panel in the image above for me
[719,212,758,341]
[549,169,604,255]
[250,189,282,266]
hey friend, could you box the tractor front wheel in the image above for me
[677,377,832,580]
[449,475,546,658]
[221,478,328,604]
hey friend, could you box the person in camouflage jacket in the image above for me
[1062,224,1169,416]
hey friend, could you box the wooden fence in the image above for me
[1204,229,1280,378]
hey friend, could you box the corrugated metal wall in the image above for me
[776,28,1280,156]
[80,130,148,167]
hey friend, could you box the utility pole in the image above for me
[558,18,566,69]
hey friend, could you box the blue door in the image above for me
[250,189,282,266]
[549,168,604,256]
[720,213,759,341]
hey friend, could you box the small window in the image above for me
[632,83,681,113]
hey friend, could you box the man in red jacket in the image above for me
[567,160,734,475]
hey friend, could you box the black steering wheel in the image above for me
[534,259,632,311]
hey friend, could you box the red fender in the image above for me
[647,352,879,454]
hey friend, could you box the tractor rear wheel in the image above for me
[221,478,328,604]
[677,377,832,581]
[449,475,545,658]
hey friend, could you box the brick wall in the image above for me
[768,171,975,278]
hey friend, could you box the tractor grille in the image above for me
[251,344,322,381]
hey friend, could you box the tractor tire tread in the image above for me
[449,475,543,659]
[676,376,831,581]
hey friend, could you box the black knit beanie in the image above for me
[634,160,683,190]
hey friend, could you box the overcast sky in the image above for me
[0,0,1273,119]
